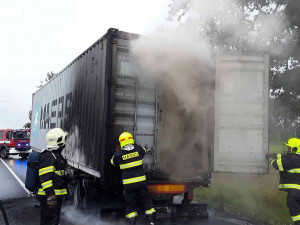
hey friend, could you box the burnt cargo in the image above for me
[31,28,269,196]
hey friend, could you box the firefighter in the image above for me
[266,138,300,224]
[37,128,68,225]
[111,132,156,225]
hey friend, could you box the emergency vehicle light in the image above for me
[147,184,186,194]
[17,143,21,146]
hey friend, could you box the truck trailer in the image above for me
[30,28,269,219]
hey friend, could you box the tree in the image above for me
[36,71,56,88]
[23,110,32,129]
[23,122,31,129]
[168,0,300,142]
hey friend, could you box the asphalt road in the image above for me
[0,156,258,225]
[0,156,28,201]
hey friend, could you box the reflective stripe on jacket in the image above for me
[38,188,68,195]
[111,144,147,190]
[37,150,68,198]
[271,153,300,192]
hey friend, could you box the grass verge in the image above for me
[194,143,292,225]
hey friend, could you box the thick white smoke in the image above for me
[131,0,290,178]
[132,25,214,178]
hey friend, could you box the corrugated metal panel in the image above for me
[31,37,108,177]
[31,29,268,185]
[214,54,269,173]
[112,38,159,172]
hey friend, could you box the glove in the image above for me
[266,152,277,159]
[47,195,57,208]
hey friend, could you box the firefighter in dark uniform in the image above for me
[267,138,300,224]
[111,132,156,225]
[37,128,68,225]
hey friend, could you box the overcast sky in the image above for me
[0,0,172,129]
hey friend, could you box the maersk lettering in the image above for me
[39,91,72,130]
[50,99,57,128]
[40,103,50,129]
[58,96,64,127]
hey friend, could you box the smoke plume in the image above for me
[131,0,290,178]
[62,205,126,225]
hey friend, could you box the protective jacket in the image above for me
[37,150,68,198]
[271,153,300,192]
[111,144,147,190]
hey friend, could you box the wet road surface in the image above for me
[0,156,258,225]
[0,156,28,201]
[3,156,27,182]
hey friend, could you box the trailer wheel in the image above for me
[0,148,8,159]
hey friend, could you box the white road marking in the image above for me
[0,158,32,196]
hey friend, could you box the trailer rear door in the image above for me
[112,37,160,172]
[213,54,269,173]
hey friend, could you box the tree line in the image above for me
[168,0,300,143]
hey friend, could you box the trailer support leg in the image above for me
[182,190,193,204]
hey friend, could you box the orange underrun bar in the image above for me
[148,184,186,194]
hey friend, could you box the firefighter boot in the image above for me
[127,217,137,225]
[145,214,155,225]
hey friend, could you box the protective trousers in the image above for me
[124,185,155,219]
[40,198,62,225]
[287,190,300,224]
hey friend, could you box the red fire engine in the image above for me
[0,129,32,159]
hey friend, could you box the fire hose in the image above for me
[0,200,9,225]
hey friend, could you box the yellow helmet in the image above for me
[46,128,68,151]
[285,138,300,153]
[119,132,134,148]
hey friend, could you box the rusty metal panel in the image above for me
[214,54,269,173]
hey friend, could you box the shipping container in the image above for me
[31,28,269,217]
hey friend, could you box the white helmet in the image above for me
[45,128,68,151]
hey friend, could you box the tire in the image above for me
[20,154,29,159]
[0,148,8,159]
